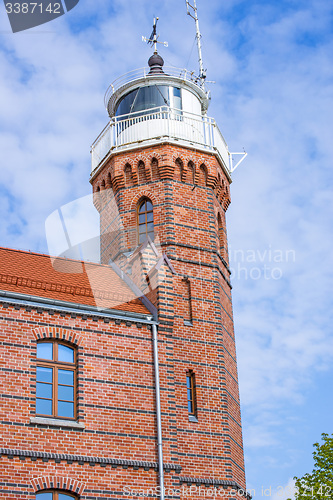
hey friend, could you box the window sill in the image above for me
[188,415,198,423]
[184,320,193,327]
[30,417,85,429]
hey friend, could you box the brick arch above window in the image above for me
[31,476,85,496]
[130,190,158,211]
[32,328,82,347]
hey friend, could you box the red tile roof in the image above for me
[0,247,150,316]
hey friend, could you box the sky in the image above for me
[0,0,333,498]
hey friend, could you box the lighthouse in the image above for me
[0,3,249,498]
[90,11,248,500]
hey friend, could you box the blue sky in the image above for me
[0,0,333,498]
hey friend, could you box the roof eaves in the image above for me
[0,289,156,325]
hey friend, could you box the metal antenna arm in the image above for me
[185,0,206,83]
[229,152,248,173]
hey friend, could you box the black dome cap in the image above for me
[148,53,164,74]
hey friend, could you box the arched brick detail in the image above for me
[172,153,186,165]
[32,327,82,346]
[198,163,208,186]
[174,155,195,182]
[187,161,195,184]
[106,171,112,188]
[172,152,192,166]
[146,152,162,164]
[31,475,85,495]
[130,190,158,211]
[137,160,147,184]
[174,157,184,181]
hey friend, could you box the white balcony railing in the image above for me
[91,106,230,173]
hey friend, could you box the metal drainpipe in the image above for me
[152,323,165,500]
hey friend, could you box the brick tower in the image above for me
[0,24,247,500]
[90,47,247,498]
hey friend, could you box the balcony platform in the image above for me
[91,106,231,178]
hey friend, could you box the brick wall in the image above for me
[0,143,247,499]
[91,143,246,497]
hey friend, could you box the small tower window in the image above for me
[138,199,154,243]
[186,370,197,418]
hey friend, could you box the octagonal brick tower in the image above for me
[90,52,247,499]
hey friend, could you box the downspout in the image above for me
[152,323,165,500]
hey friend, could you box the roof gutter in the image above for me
[0,289,156,325]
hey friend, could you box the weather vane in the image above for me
[142,17,168,54]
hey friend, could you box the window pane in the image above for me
[146,200,153,211]
[37,382,52,399]
[59,494,75,499]
[116,86,170,117]
[139,213,146,224]
[188,400,193,413]
[58,401,74,418]
[58,344,74,363]
[36,493,53,499]
[147,212,153,222]
[58,369,74,386]
[58,385,74,402]
[139,233,146,243]
[37,343,53,360]
[37,367,53,383]
[36,398,52,416]
[138,202,145,213]
[147,223,154,232]
[173,87,181,98]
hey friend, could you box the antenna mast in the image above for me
[185,0,206,86]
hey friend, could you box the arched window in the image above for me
[36,341,76,419]
[137,199,154,243]
[36,492,77,500]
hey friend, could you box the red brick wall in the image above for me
[0,142,246,499]
[90,143,247,494]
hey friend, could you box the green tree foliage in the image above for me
[288,433,333,499]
